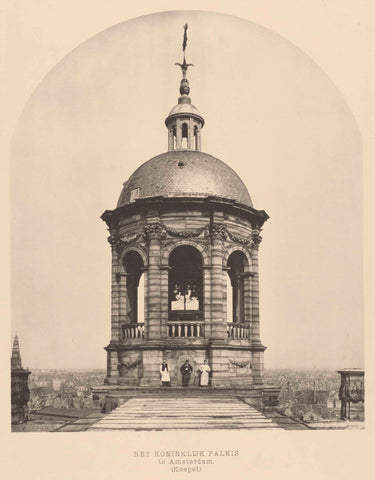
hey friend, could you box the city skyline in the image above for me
[10,11,362,370]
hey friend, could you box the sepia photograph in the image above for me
[3,1,372,479]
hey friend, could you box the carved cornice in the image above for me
[101,197,269,229]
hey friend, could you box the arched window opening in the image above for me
[181,122,188,149]
[169,245,203,321]
[123,251,144,324]
[227,251,247,323]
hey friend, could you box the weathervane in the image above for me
[175,24,194,95]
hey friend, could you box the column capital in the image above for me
[143,221,167,241]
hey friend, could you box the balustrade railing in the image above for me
[227,323,249,339]
[121,323,145,339]
[168,321,204,338]
[169,310,203,322]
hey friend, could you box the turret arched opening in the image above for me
[227,251,249,324]
[122,251,144,325]
[168,245,203,322]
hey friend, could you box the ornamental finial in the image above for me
[175,23,194,95]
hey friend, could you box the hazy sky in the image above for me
[10,10,362,370]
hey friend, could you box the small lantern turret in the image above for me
[165,24,204,151]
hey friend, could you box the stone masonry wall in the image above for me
[105,201,265,387]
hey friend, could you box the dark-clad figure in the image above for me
[180,360,193,387]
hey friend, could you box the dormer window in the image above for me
[130,188,140,203]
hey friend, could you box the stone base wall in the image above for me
[106,346,262,387]
[210,349,253,388]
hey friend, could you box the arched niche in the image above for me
[227,251,249,324]
[168,245,203,322]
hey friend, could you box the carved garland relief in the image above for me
[108,221,262,258]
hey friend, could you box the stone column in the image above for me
[144,221,165,341]
[250,228,265,385]
[168,128,174,151]
[176,118,182,149]
[210,224,226,340]
[160,265,170,339]
[202,265,212,338]
[222,267,229,332]
[209,221,228,387]
[110,248,127,344]
[196,127,201,151]
[250,232,262,345]
[243,272,252,337]
[188,117,194,149]
[105,237,123,383]
[105,348,120,385]
[251,348,265,385]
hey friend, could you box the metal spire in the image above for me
[175,24,194,95]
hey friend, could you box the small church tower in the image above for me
[11,335,31,424]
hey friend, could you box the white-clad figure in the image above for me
[160,359,171,387]
[199,359,211,386]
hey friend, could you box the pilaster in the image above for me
[210,220,226,341]
[243,272,252,332]
[106,349,119,383]
[110,249,121,343]
[144,221,165,340]
[160,265,170,339]
[250,228,263,345]
[251,348,265,385]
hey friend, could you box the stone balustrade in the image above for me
[121,323,145,339]
[168,321,205,338]
[227,323,249,339]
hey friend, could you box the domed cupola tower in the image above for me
[165,54,204,152]
[100,25,273,404]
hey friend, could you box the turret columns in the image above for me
[176,118,182,149]
[168,128,174,151]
